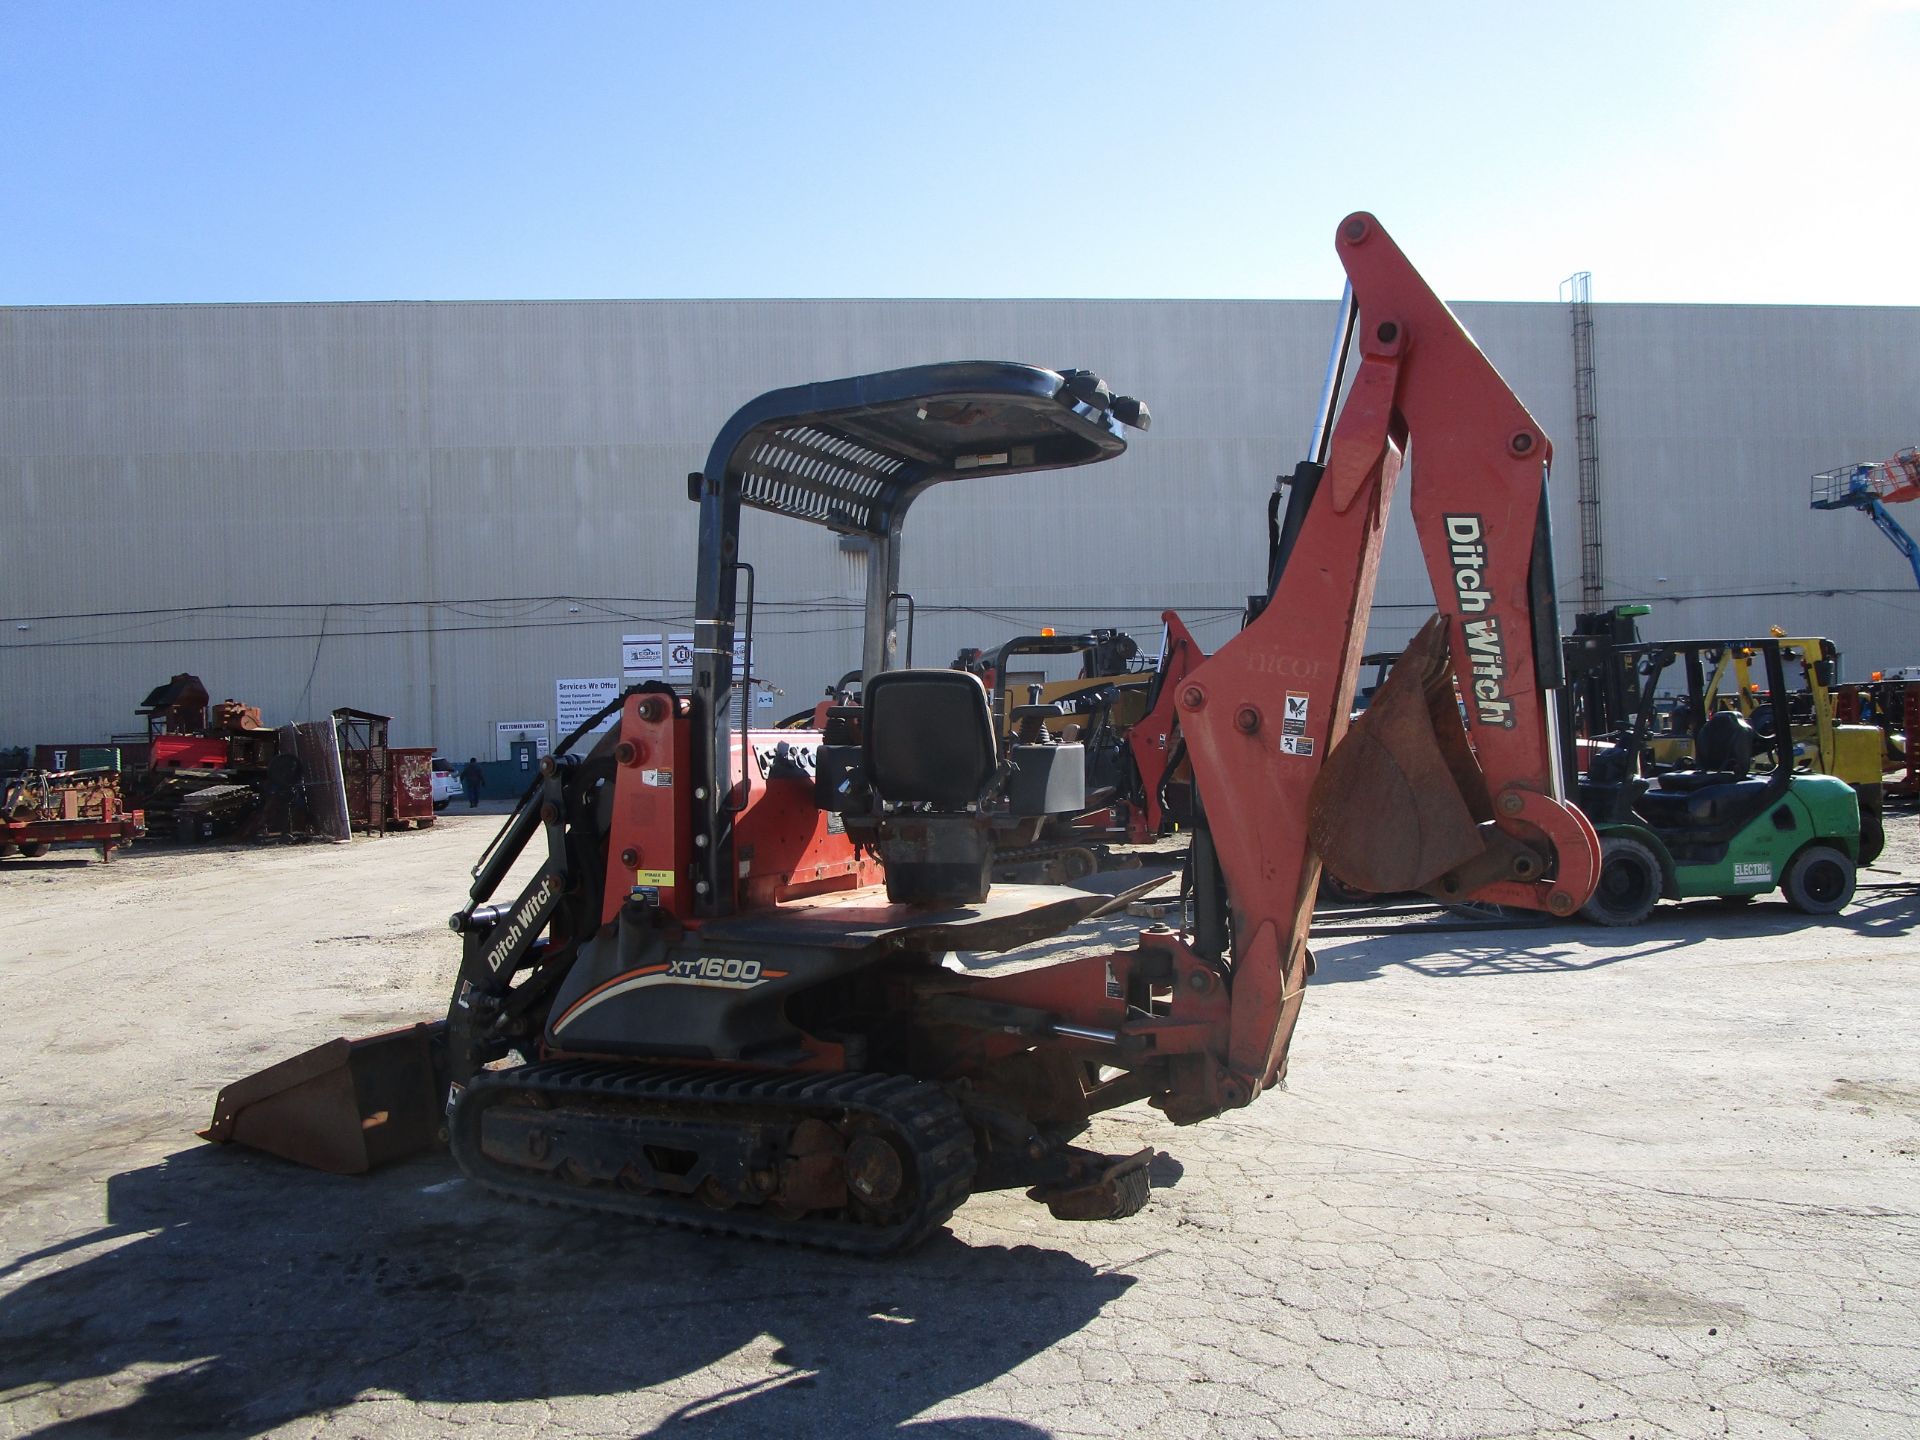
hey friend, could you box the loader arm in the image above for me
[1175,213,1600,1099]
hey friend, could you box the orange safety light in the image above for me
[1873,670,1885,681]
[1040,626,1056,637]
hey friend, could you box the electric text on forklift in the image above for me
[1445,514,1516,728]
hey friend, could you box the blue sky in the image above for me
[4,1,1915,305]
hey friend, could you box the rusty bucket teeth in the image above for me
[1308,616,1491,895]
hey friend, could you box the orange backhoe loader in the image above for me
[203,214,1599,1252]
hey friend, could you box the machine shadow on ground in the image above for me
[0,1147,1136,1439]
[1311,885,1920,987]
[1310,930,1688,987]
[977,883,1920,989]
[1826,882,1920,937]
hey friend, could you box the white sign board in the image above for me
[650,633,757,711]
[667,633,695,679]
[494,720,551,762]
[556,677,621,736]
[729,638,759,726]
[622,633,663,677]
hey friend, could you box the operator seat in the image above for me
[1635,710,1774,830]
[863,669,1000,906]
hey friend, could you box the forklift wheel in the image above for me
[1581,837,1661,927]
[1781,845,1855,916]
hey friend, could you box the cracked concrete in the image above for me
[1,816,1916,1438]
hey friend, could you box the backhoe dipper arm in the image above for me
[1124,609,1205,841]
[1175,213,1600,1100]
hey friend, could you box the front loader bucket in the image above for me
[1309,617,1493,894]
[200,1021,448,1174]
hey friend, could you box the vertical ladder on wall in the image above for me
[1560,272,1604,608]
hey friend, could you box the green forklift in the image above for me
[1561,619,1861,926]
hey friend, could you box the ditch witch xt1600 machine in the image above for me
[203,215,1600,1253]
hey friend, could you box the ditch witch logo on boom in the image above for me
[483,871,561,975]
[1444,514,1515,729]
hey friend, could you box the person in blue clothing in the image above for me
[459,757,485,809]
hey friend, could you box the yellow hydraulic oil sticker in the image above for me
[634,869,675,887]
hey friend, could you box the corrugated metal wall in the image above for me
[3,296,1916,759]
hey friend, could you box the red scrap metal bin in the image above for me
[389,747,435,826]
[333,710,436,831]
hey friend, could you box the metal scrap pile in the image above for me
[115,674,434,844]
[1,768,144,861]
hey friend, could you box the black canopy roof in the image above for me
[694,361,1147,537]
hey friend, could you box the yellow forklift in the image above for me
[952,628,1155,739]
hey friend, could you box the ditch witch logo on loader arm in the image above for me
[483,871,562,976]
[1444,514,1515,730]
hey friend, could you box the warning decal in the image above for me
[1280,691,1315,756]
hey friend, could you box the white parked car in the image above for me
[431,759,462,812]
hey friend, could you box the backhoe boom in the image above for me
[1172,212,1600,1104]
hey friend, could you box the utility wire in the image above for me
[4,582,1908,656]
[292,604,330,720]
[0,606,1250,652]
[10,580,1915,629]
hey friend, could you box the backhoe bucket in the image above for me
[199,1021,448,1174]
[1309,617,1493,894]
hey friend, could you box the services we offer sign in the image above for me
[556,677,621,736]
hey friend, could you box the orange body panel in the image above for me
[599,694,696,926]
[730,731,883,907]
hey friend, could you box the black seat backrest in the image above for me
[1695,710,1755,779]
[864,669,997,808]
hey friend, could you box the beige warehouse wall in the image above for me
[3,296,1916,759]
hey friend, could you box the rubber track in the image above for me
[450,1062,975,1255]
[993,842,1101,882]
